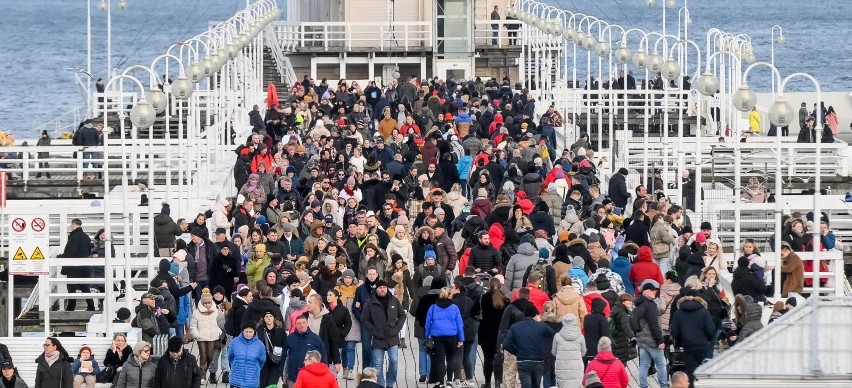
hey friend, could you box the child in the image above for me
[72,346,100,388]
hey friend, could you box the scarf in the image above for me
[336,284,357,303]
[44,351,60,367]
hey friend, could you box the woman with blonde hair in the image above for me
[699,266,728,355]
[446,183,469,216]
[425,287,465,385]
[703,238,725,274]
[387,223,415,271]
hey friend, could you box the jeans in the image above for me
[83,151,95,170]
[543,367,555,388]
[371,345,399,387]
[340,340,357,370]
[360,325,373,368]
[210,335,231,373]
[462,336,476,380]
[491,25,499,45]
[417,338,432,378]
[638,343,669,388]
[517,361,544,388]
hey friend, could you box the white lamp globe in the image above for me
[129,99,156,129]
[227,42,239,59]
[507,8,516,18]
[768,96,796,127]
[777,34,785,44]
[614,45,632,64]
[666,0,676,8]
[202,57,216,77]
[187,61,203,83]
[648,52,664,72]
[146,88,168,114]
[731,84,757,112]
[595,41,611,57]
[573,30,586,46]
[583,35,597,51]
[171,74,193,100]
[563,27,575,40]
[661,58,681,80]
[695,72,719,96]
[632,49,648,69]
[743,50,757,65]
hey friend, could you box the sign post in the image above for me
[8,215,50,276]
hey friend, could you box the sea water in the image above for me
[0,0,849,136]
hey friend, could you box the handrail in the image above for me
[25,106,88,139]
[264,24,296,87]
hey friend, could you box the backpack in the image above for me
[570,274,586,293]
[528,261,549,292]
[465,279,485,303]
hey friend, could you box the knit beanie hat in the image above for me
[571,256,585,269]
[167,336,183,353]
[424,249,437,261]
[200,291,213,304]
[584,370,603,387]
[539,248,549,259]
[133,341,151,357]
[324,255,337,267]
[342,268,356,279]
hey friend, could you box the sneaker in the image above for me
[221,372,229,384]
[209,372,217,384]
[200,379,207,385]
[344,369,354,380]
[419,376,428,383]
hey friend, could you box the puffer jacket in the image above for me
[552,286,587,330]
[632,294,664,348]
[609,302,638,363]
[189,301,223,342]
[738,302,764,340]
[504,243,538,291]
[34,353,73,388]
[628,247,663,295]
[583,350,629,388]
[670,295,715,351]
[610,256,634,295]
[659,282,682,333]
[227,332,267,388]
[552,314,586,388]
[114,355,156,388]
[542,191,564,225]
[649,221,674,259]
[425,299,465,341]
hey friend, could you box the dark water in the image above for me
[1,0,849,135]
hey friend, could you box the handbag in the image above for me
[96,366,117,383]
[652,242,669,255]
[265,331,282,363]
[423,338,436,354]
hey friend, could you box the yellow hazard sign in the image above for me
[31,246,45,260]
[13,247,27,260]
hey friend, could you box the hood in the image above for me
[248,297,279,315]
[435,298,454,308]
[516,242,536,256]
[197,299,218,314]
[262,267,279,284]
[660,282,681,299]
[677,295,708,312]
[446,191,462,201]
[566,238,586,248]
[554,286,582,305]
[158,259,171,273]
[744,302,763,324]
[289,298,307,310]
[301,361,333,377]
[388,237,411,250]
[637,246,653,262]
[591,298,607,314]
[311,305,329,319]
[154,213,173,226]
[558,314,582,341]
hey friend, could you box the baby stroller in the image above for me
[665,342,686,377]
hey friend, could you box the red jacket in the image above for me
[512,285,551,314]
[583,292,611,318]
[583,350,629,388]
[628,246,664,295]
[489,222,505,250]
[251,153,273,173]
[515,191,534,215]
[293,362,339,388]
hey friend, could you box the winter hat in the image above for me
[695,232,707,244]
[553,244,570,262]
[255,243,267,252]
[375,279,389,289]
[640,279,660,291]
[200,292,213,304]
[584,370,603,387]
[324,255,337,267]
[342,268,356,279]
[681,225,693,235]
[598,258,610,268]
[539,248,549,259]
[346,176,356,185]
[190,227,206,237]
[577,147,587,157]
[618,167,629,175]
[424,249,437,261]
[477,188,488,198]
[167,336,183,353]
[133,341,152,357]
[786,297,797,307]
[522,303,539,318]
[172,249,187,262]
[558,230,571,243]
[116,307,131,321]
[700,221,713,231]
[213,285,227,298]
[396,215,410,226]
[422,275,434,288]
[637,246,653,262]
[547,183,558,192]
[161,203,171,215]
[571,256,585,268]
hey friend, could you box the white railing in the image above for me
[270,21,432,51]
[473,19,523,48]
[264,24,297,86]
[26,105,88,139]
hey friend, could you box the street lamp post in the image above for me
[770,25,784,93]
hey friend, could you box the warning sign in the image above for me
[31,246,45,260]
[8,214,49,275]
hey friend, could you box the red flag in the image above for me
[267,83,279,109]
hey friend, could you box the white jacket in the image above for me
[190,301,223,342]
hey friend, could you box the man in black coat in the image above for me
[608,167,632,209]
[360,280,406,388]
[241,285,284,327]
[153,337,202,388]
[731,256,767,302]
[469,231,502,275]
[58,218,95,311]
[187,227,217,299]
[625,211,651,247]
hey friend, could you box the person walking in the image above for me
[502,306,556,388]
[256,311,286,387]
[334,269,360,379]
[582,337,629,388]
[188,291,223,385]
[284,314,325,387]
[670,294,715,386]
[293,350,338,388]
[631,279,668,388]
[361,280,407,388]
[551,314,586,388]
[326,288,354,379]
[479,277,509,388]
[306,294,343,374]
[58,218,94,311]
[153,337,201,388]
[35,337,73,388]
[113,341,156,388]
[425,287,465,385]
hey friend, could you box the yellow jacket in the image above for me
[749,110,761,132]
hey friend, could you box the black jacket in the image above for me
[328,303,353,349]
[610,302,638,363]
[731,266,767,301]
[469,243,502,273]
[209,251,239,296]
[625,220,650,247]
[225,295,250,337]
[34,353,73,388]
[151,259,193,317]
[310,310,342,364]
[452,294,480,342]
[361,293,407,349]
[478,291,509,349]
[58,227,93,277]
[497,298,534,346]
[631,294,664,348]
[153,353,201,388]
[607,173,631,208]
[583,298,610,358]
[242,298,284,329]
[153,214,183,249]
[670,296,715,351]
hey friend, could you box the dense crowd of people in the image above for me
[23,73,839,388]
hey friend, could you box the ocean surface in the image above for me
[1,0,850,136]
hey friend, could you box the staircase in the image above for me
[263,47,290,94]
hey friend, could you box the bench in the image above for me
[2,336,114,387]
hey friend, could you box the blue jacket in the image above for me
[228,333,266,388]
[281,236,305,257]
[610,256,634,295]
[285,329,325,383]
[568,266,589,292]
[502,318,555,361]
[425,300,465,341]
[457,156,473,180]
[71,357,100,376]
